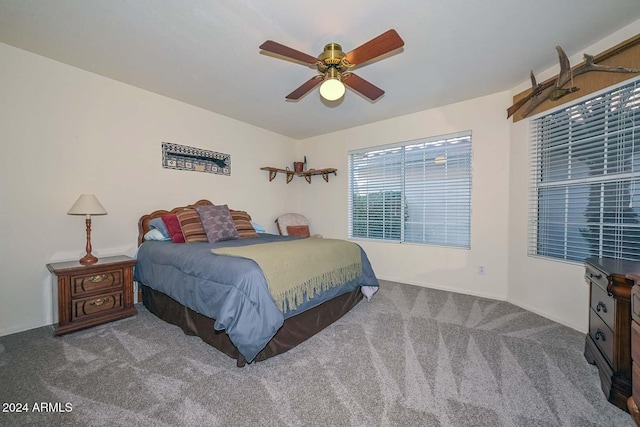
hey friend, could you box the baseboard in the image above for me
[376,275,507,302]
[0,320,52,338]
[505,296,585,333]
[1,279,585,338]
[1,285,142,338]
[377,275,585,333]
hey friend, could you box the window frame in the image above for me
[348,130,473,248]
[528,76,640,263]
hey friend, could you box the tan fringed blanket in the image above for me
[212,237,362,312]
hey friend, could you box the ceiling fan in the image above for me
[259,29,404,102]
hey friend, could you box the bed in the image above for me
[134,200,379,366]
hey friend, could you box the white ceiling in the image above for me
[1,1,639,139]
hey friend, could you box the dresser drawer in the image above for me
[585,264,609,292]
[71,269,123,296]
[633,362,640,409]
[71,291,123,321]
[589,308,614,366]
[590,282,615,329]
[633,321,640,363]
[633,286,640,324]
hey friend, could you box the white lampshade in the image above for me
[67,194,107,216]
[319,78,345,101]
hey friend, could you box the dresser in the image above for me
[583,257,640,411]
[47,255,137,335]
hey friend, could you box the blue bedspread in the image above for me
[133,234,378,362]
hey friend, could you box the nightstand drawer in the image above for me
[72,291,123,321]
[71,269,123,296]
[589,308,614,366]
[590,281,615,329]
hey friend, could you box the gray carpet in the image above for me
[0,280,634,426]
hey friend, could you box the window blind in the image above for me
[529,77,640,262]
[348,131,472,248]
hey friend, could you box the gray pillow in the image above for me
[196,205,239,242]
[149,217,170,239]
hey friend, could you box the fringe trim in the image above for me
[273,262,362,312]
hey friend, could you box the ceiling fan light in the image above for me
[434,156,447,164]
[320,78,345,101]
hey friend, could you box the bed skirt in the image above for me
[141,284,364,367]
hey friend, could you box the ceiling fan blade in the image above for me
[285,76,323,100]
[259,40,318,65]
[343,73,385,101]
[345,29,404,66]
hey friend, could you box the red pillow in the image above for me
[287,225,310,238]
[161,214,185,243]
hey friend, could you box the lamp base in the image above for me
[79,253,98,265]
[79,216,98,265]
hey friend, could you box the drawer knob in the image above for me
[590,272,603,280]
[595,329,606,342]
[596,301,607,313]
[89,297,109,306]
[89,274,109,283]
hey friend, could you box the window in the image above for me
[529,78,640,262]
[348,131,472,248]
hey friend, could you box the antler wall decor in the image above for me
[508,42,640,119]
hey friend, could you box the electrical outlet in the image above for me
[477,265,486,275]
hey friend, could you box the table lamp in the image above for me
[67,194,107,264]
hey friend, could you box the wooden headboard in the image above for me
[137,199,213,246]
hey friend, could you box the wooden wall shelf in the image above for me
[260,167,337,184]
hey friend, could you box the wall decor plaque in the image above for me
[162,142,230,176]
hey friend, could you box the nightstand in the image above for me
[47,255,137,335]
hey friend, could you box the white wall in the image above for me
[297,19,640,333]
[2,19,639,338]
[507,20,640,332]
[0,42,297,336]
[297,92,512,301]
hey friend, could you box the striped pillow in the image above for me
[230,209,259,239]
[176,209,208,243]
